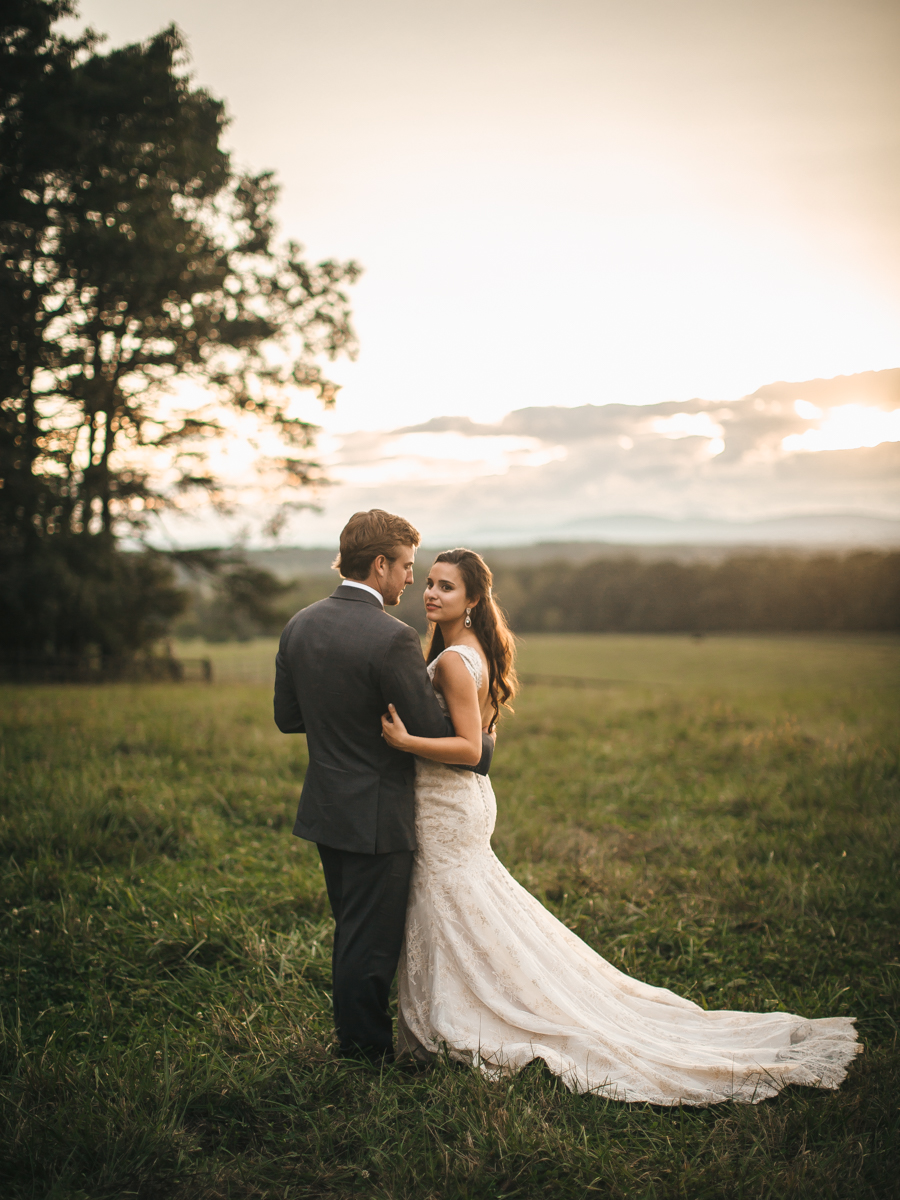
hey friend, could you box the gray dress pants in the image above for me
[317,843,414,1061]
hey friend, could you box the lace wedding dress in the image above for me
[397,644,861,1105]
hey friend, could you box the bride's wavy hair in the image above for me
[425,548,518,731]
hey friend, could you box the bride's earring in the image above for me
[464,607,472,628]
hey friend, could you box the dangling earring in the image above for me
[464,607,472,628]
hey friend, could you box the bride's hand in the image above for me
[381,703,411,750]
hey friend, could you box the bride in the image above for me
[380,548,860,1105]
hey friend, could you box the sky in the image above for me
[65,0,900,545]
[153,368,900,547]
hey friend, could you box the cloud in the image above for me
[280,368,900,545]
[159,368,900,548]
[325,427,567,487]
[650,411,727,456]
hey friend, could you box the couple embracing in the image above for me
[275,509,859,1105]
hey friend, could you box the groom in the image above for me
[274,509,493,1065]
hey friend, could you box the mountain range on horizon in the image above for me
[519,510,900,545]
[247,511,900,580]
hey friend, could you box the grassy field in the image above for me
[1,634,898,1198]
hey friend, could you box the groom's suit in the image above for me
[274,583,493,1060]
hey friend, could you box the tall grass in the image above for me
[1,635,898,1198]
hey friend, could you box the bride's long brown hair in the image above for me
[425,548,518,731]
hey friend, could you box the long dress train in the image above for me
[397,644,860,1106]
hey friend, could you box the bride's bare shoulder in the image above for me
[435,642,488,689]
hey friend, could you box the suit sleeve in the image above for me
[380,625,495,777]
[380,625,453,739]
[474,731,494,776]
[273,624,305,734]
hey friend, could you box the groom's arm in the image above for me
[380,625,451,739]
[380,626,494,776]
[273,625,305,734]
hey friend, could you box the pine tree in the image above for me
[0,2,360,660]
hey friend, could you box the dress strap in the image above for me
[435,644,485,689]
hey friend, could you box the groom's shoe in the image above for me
[336,1044,395,1069]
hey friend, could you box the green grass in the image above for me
[174,631,900,691]
[1,635,898,1199]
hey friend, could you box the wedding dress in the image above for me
[397,644,861,1105]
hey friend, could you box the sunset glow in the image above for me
[782,405,900,455]
[62,0,900,547]
[67,0,900,438]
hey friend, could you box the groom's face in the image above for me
[381,544,416,606]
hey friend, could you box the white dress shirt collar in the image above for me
[340,579,384,606]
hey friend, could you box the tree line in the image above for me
[481,550,900,635]
[174,549,900,642]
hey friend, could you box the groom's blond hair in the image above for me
[333,509,421,580]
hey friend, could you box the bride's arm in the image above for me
[381,652,484,766]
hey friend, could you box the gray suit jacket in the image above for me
[274,585,493,854]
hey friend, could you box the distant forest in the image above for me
[176,550,900,640]
[475,550,899,636]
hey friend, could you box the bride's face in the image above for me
[424,562,475,625]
